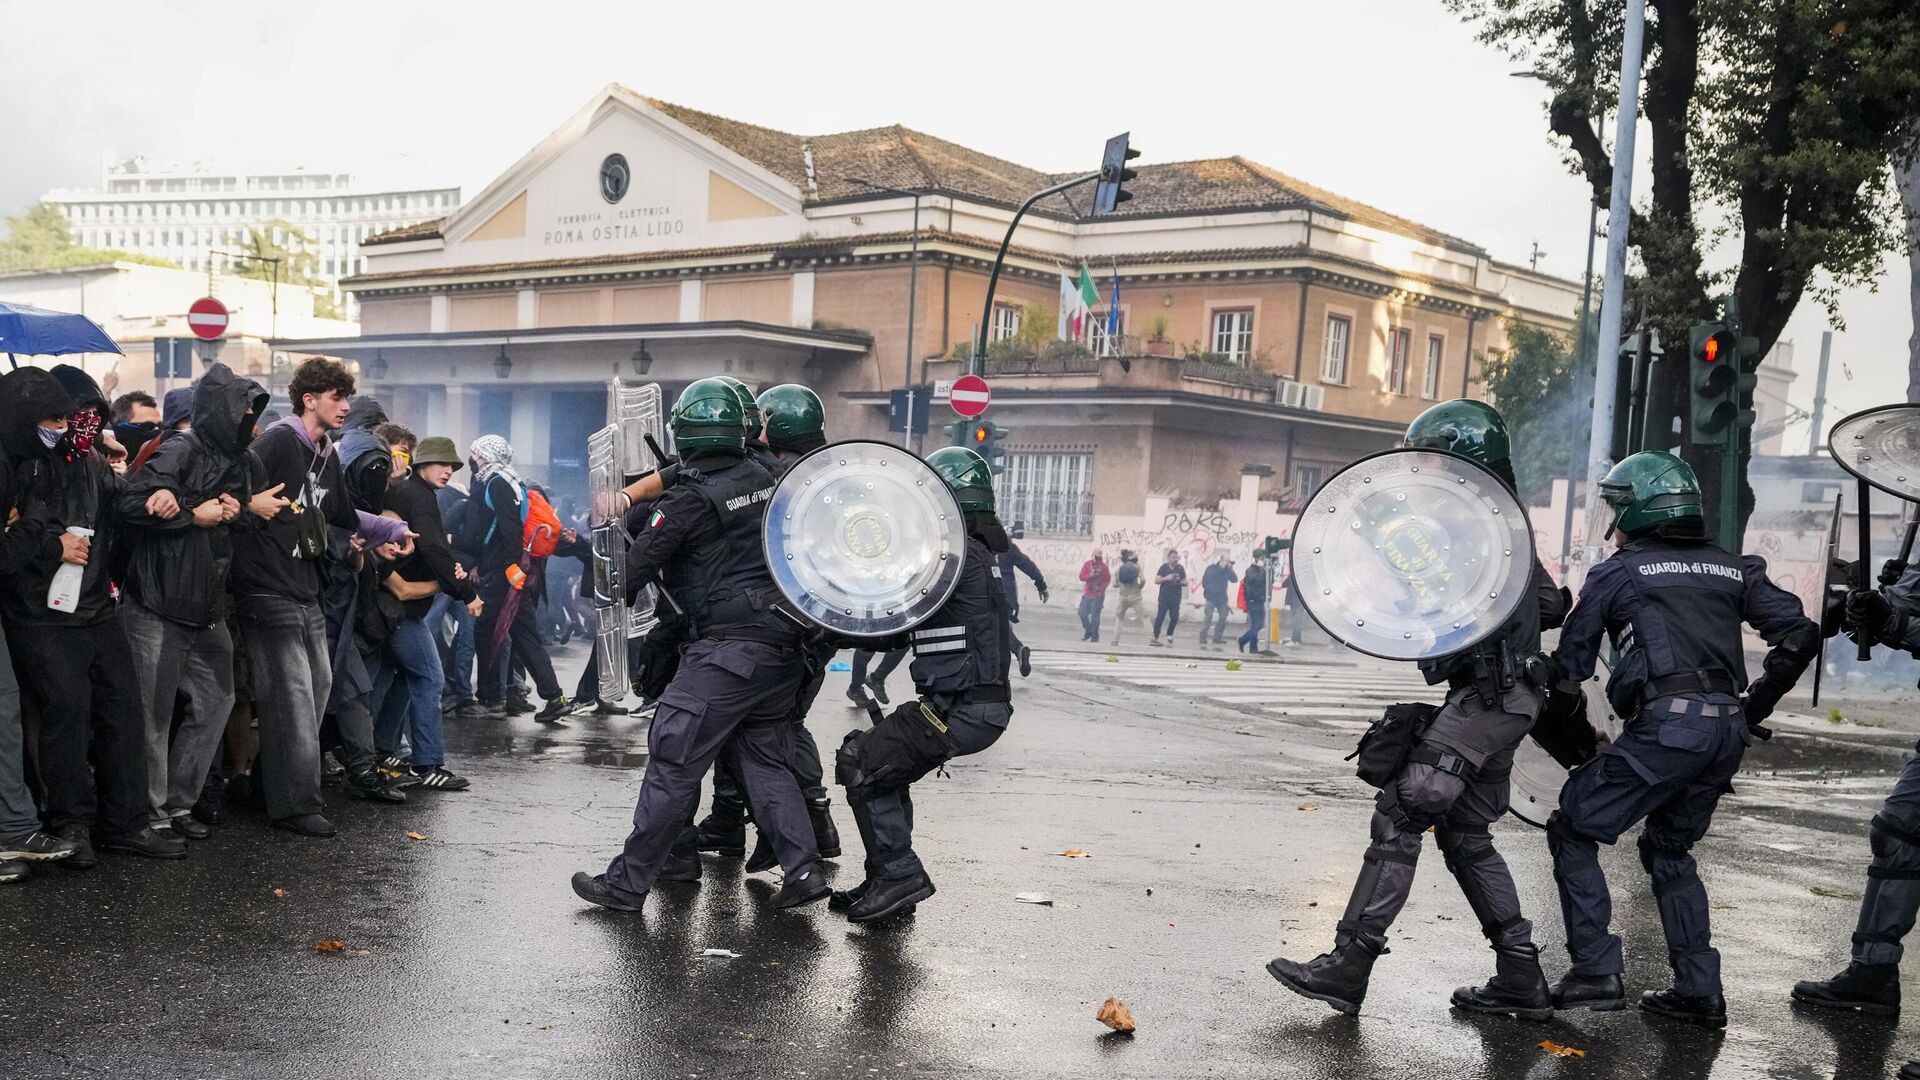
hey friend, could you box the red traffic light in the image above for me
[1703,335,1723,363]
[972,424,990,443]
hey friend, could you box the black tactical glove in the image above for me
[1738,693,1775,741]
[1530,682,1598,769]
[1846,588,1904,646]
[1036,581,1050,603]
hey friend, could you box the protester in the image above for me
[1198,553,1237,646]
[1150,549,1187,646]
[1284,569,1306,645]
[0,366,181,864]
[1077,549,1111,642]
[432,474,482,716]
[1109,549,1146,646]
[229,358,407,837]
[377,435,481,789]
[116,362,265,840]
[1238,552,1269,654]
[457,435,567,722]
[109,390,162,465]
[997,532,1046,676]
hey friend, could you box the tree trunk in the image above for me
[1901,141,1920,405]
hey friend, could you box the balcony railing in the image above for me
[983,353,1102,377]
[1179,356,1279,391]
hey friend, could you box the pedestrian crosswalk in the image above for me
[1036,652,1435,731]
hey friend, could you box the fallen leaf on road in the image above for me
[313,940,347,952]
[272,888,289,898]
[1097,997,1136,1033]
[1297,804,1317,811]
[1812,885,1861,900]
[1225,660,1243,671]
[1014,892,1054,906]
[406,830,430,842]
[1055,849,1092,858]
[1538,1041,1586,1058]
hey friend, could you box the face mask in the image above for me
[37,426,63,448]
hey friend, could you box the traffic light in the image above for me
[1094,132,1141,215]
[966,420,1010,474]
[1688,321,1739,447]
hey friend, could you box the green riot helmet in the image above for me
[713,375,762,439]
[925,446,995,514]
[669,377,748,452]
[1598,451,1703,537]
[1403,398,1515,487]
[756,383,826,453]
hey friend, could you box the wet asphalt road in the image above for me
[1,607,1916,1079]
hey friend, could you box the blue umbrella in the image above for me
[0,300,123,368]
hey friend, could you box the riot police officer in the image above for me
[1268,399,1569,1020]
[1545,451,1818,1027]
[572,378,827,912]
[1791,561,1920,1017]
[684,382,842,871]
[829,446,1015,924]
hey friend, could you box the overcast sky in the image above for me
[2,0,1908,441]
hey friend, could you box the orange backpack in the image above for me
[522,488,562,558]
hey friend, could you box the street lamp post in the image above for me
[849,177,923,450]
[1512,69,1605,575]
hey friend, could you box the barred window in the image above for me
[1001,450,1093,537]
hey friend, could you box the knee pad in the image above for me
[1637,828,1696,875]
[1871,813,1920,868]
[834,729,868,791]
[1437,826,1494,875]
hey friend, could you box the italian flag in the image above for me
[1058,261,1100,340]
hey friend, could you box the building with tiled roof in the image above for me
[280,84,1579,588]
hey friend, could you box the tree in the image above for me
[229,219,341,319]
[1478,320,1593,504]
[0,202,176,272]
[1900,135,1920,404]
[1447,0,1920,546]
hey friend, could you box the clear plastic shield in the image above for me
[764,441,967,638]
[1289,448,1535,662]
[1509,660,1626,827]
[587,424,629,702]
[1829,404,1920,502]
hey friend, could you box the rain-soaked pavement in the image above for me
[1,606,1916,1079]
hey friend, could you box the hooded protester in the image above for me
[0,365,184,865]
[455,434,565,720]
[116,362,265,840]
[343,396,388,432]
[229,357,409,837]
[109,390,162,466]
[129,386,197,474]
[0,369,84,881]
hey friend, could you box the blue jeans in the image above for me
[430,593,476,703]
[374,617,448,769]
[0,619,40,842]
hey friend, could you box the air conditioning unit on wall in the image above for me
[1277,380,1304,408]
[1300,384,1325,412]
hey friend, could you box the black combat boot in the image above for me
[656,845,703,883]
[1792,962,1901,1016]
[1550,971,1626,1011]
[1450,943,1554,1021]
[847,870,934,923]
[571,872,645,912]
[770,862,831,909]
[744,831,778,874]
[1639,987,1727,1029]
[1265,933,1384,1015]
[693,792,748,857]
[809,798,841,860]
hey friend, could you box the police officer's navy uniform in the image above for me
[833,525,1014,919]
[595,449,822,903]
[1794,562,1920,1015]
[1550,537,1816,1009]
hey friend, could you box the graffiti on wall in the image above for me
[1019,485,1295,605]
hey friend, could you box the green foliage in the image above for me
[1476,320,1591,504]
[1041,339,1093,362]
[230,219,341,318]
[0,202,177,273]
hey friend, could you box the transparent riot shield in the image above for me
[763,441,967,638]
[586,378,664,702]
[1289,447,1536,662]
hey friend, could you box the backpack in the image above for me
[522,488,562,558]
[1236,579,1246,612]
[1116,562,1141,587]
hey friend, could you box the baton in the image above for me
[644,433,671,470]
[1858,479,1875,662]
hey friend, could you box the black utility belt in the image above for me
[1641,671,1738,702]
[929,685,1011,706]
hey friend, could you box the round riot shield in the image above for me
[1829,404,1920,502]
[1290,448,1535,662]
[1509,660,1626,828]
[764,440,967,638]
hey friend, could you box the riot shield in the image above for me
[1288,448,1536,662]
[1509,659,1625,828]
[587,378,664,702]
[1830,404,1920,502]
[764,440,967,638]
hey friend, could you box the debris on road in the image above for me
[1015,893,1054,906]
[1297,804,1317,811]
[701,948,742,959]
[1811,885,1861,900]
[272,888,289,898]
[1097,997,1136,1033]
[1225,660,1243,671]
[313,940,347,952]
[1055,849,1092,858]
[405,830,430,842]
[1538,1041,1586,1058]
[827,661,851,672]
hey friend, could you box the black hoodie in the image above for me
[117,363,268,627]
[0,366,123,627]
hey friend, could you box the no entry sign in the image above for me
[187,297,229,340]
[949,374,991,417]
